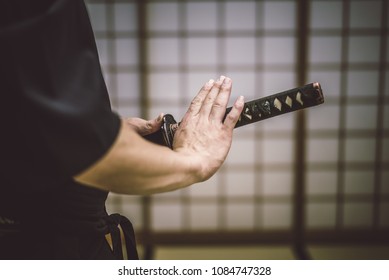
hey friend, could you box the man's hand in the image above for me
[173,76,244,181]
[125,113,164,136]
[75,76,243,195]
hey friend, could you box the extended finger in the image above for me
[223,96,244,131]
[209,77,232,121]
[199,75,226,117]
[187,79,215,116]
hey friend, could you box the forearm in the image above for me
[74,119,202,195]
[75,76,243,195]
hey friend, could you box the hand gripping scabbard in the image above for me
[144,82,324,149]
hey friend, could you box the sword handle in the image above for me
[143,82,324,149]
[228,82,324,128]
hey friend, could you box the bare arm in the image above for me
[74,76,244,195]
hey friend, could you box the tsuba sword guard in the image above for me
[143,82,324,149]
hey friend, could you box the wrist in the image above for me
[175,150,219,184]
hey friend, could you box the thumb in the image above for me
[142,113,164,135]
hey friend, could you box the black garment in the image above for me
[0,0,138,259]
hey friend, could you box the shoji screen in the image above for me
[86,0,388,258]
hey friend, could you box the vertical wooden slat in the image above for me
[137,0,153,260]
[373,0,388,229]
[336,0,350,229]
[292,0,310,260]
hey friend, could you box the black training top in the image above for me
[0,0,137,259]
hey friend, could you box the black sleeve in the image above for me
[0,0,121,179]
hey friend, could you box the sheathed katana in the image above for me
[144,82,324,149]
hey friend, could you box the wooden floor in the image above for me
[137,245,389,260]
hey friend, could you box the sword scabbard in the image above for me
[144,82,324,149]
